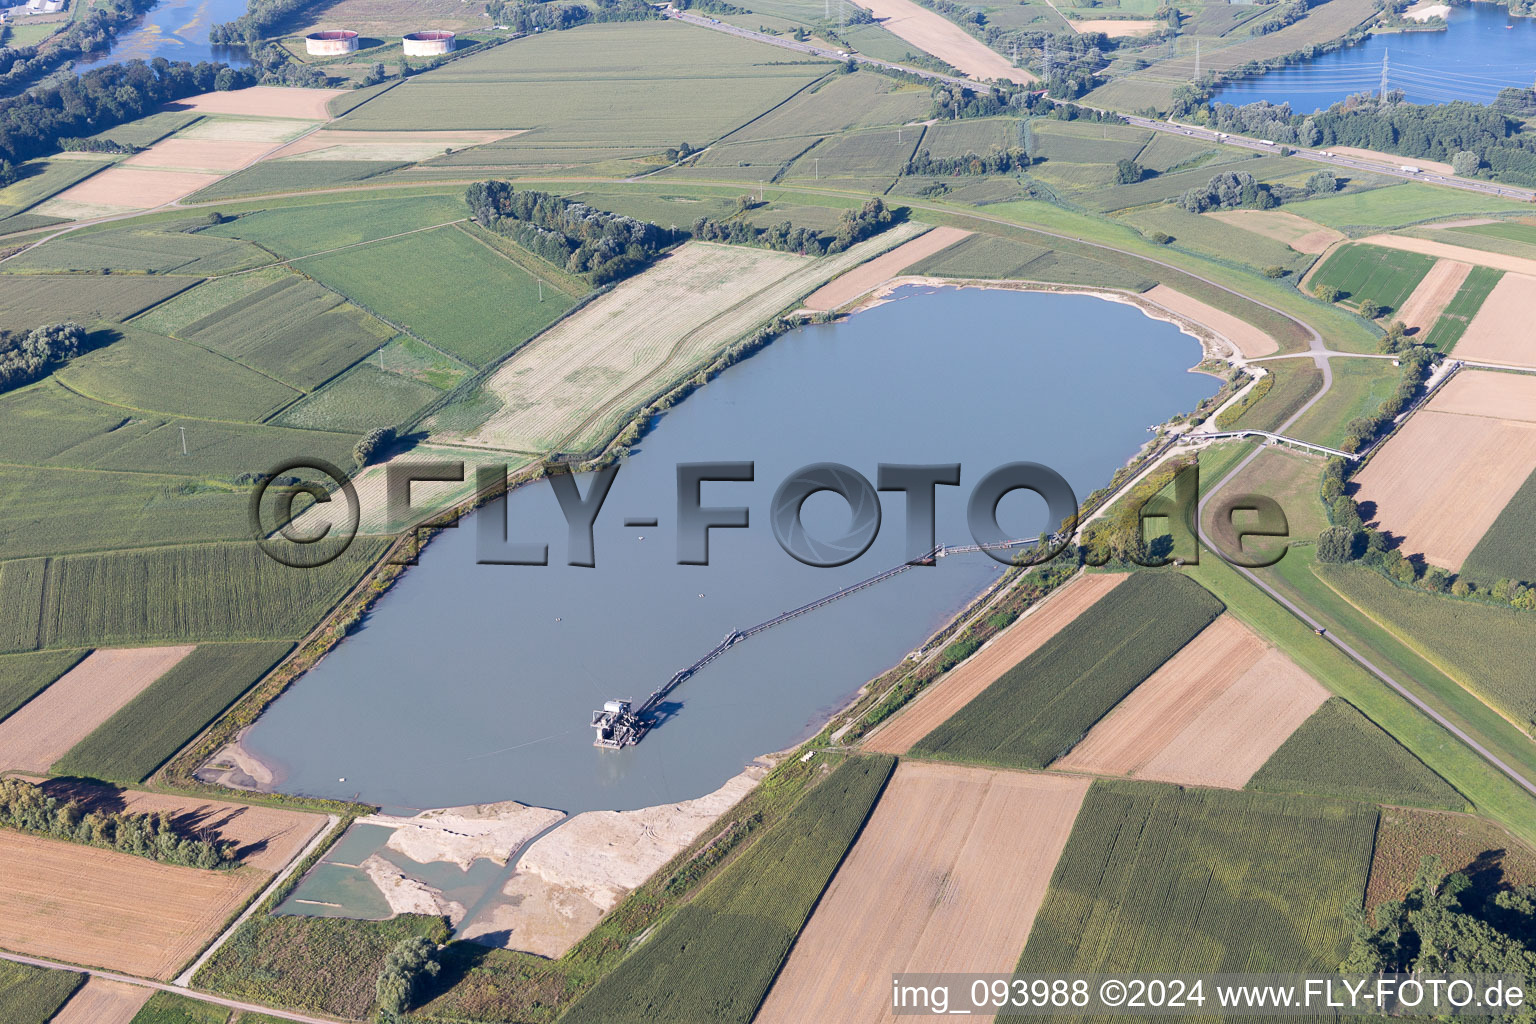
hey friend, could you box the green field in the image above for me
[92,110,202,148]
[1248,697,1467,809]
[1457,220,1536,245]
[1315,563,1536,737]
[912,573,1224,768]
[206,194,469,259]
[297,224,573,367]
[0,648,86,722]
[1307,242,1435,315]
[781,127,918,184]
[1461,466,1536,587]
[0,274,193,334]
[167,273,396,392]
[919,117,1019,160]
[1018,782,1378,980]
[0,959,84,1024]
[271,358,442,432]
[0,157,113,217]
[1232,357,1324,432]
[53,641,292,783]
[1030,119,1151,166]
[1284,356,1401,450]
[701,70,926,145]
[54,326,304,422]
[3,227,271,275]
[0,540,387,652]
[560,755,895,1024]
[1285,183,1533,229]
[128,991,230,1024]
[1081,155,1303,212]
[1424,265,1503,350]
[1118,205,1311,274]
[188,160,404,202]
[339,22,829,157]
[906,230,1155,290]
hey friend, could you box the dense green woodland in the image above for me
[0,777,236,869]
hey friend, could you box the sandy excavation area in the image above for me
[163,85,347,120]
[805,226,971,310]
[363,854,468,924]
[757,763,1090,1024]
[1209,209,1345,255]
[48,978,152,1024]
[0,830,260,979]
[1361,233,1536,277]
[1054,615,1329,788]
[1395,259,1472,336]
[0,645,194,772]
[460,764,766,957]
[1453,272,1536,367]
[1353,371,1536,569]
[1143,283,1278,357]
[357,800,566,870]
[865,572,1126,754]
[854,0,1036,84]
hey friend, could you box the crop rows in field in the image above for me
[0,157,113,218]
[782,127,919,182]
[1030,120,1151,165]
[0,958,84,1024]
[919,117,1017,160]
[719,71,931,145]
[206,194,469,260]
[1247,697,1466,809]
[273,360,442,433]
[1461,466,1536,587]
[53,641,291,783]
[0,274,192,334]
[3,228,270,275]
[460,223,922,453]
[912,572,1224,769]
[1425,265,1503,350]
[1309,242,1436,314]
[1315,564,1536,734]
[560,755,895,1024]
[0,648,87,723]
[1019,781,1378,982]
[0,541,386,652]
[188,159,403,202]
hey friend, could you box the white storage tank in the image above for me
[305,29,359,55]
[403,30,455,56]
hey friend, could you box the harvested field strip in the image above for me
[460,225,922,453]
[1395,259,1472,336]
[756,764,1089,1024]
[123,139,279,173]
[53,642,292,784]
[1053,614,1329,788]
[1248,697,1467,809]
[39,167,226,213]
[0,645,194,772]
[1462,464,1536,588]
[1207,209,1344,255]
[559,755,895,1024]
[911,573,1224,769]
[1447,271,1536,366]
[833,0,1031,84]
[1366,806,1536,911]
[0,958,84,1024]
[1353,372,1536,570]
[0,648,86,723]
[803,225,970,309]
[864,572,1127,754]
[164,86,346,119]
[1360,232,1536,276]
[48,977,152,1024]
[0,830,261,980]
[1424,265,1502,352]
[1144,283,1278,357]
[1019,782,1379,978]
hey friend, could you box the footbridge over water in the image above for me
[1194,429,1359,461]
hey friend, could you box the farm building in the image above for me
[25,0,65,12]
[403,30,455,55]
[305,29,359,55]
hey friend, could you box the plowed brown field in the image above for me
[0,831,261,979]
[756,763,1089,1024]
[163,86,346,119]
[0,646,194,772]
[123,139,279,172]
[1354,371,1536,569]
[1396,259,1472,336]
[1054,616,1328,787]
[804,226,971,310]
[49,977,151,1024]
[863,573,1127,754]
[1453,272,1536,367]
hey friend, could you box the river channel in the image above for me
[74,0,253,72]
[242,284,1218,817]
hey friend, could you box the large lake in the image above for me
[1213,2,1536,111]
[243,285,1217,816]
[75,0,253,72]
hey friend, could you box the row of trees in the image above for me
[692,196,895,256]
[467,181,680,284]
[0,58,255,167]
[905,146,1030,176]
[0,322,85,395]
[209,0,310,47]
[484,0,656,32]
[0,777,236,869]
[0,0,158,95]
[1177,169,1278,212]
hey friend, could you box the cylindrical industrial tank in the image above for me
[305,29,359,56]
[403,30,456,56]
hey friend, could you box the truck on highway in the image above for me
[1258,139,1276,146]
[1401,165,1422,174]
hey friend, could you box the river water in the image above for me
[74,0,253,72]
[242,285,1217,817]
[1213,2,1536,111]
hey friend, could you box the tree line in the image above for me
[0,0,158,96]
[466,181,681,285]
[0,777,237,869]
[905,146,1030,176]
[0,58,255,167]
[692,196,895,255]
[209,0,312,47]
[0,323,85,395]
[483,0,658,33]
